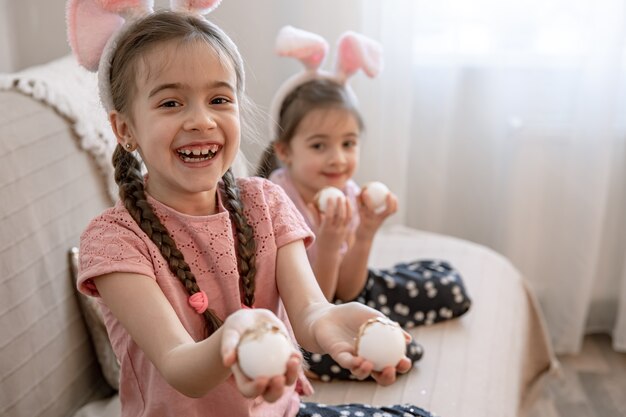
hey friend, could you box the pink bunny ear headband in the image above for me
[268,25,383,140]
[66,0,228,112]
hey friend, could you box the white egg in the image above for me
[237,323,292,379]
[363,181,390,214]
[356,317,406,372]
[315,186,346,213]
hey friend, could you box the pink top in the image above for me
[78,177,313,417]
[269,168,360,265]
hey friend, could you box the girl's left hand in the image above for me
[311,302,412,386]
[357,191,398,238]
[228,356,303,402]
[220,308,303,402]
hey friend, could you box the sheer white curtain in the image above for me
[351,0,626,354]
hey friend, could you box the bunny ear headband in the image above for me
[268,25,383,140]
[66,0,226,112]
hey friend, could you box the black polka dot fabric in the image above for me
[303,339,423,382]
[357,260,472,328]
[298,402,436,417]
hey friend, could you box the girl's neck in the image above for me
[146,185,219,216]
[282,170,322,206]
[293,183,317,206]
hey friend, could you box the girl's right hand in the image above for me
[309,196,353,251]
[311,302,413,385]
[220,308,302,403]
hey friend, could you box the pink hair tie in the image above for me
[188,290,209,314]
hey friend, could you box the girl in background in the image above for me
[257,26,472,381]
[68,1,432,416]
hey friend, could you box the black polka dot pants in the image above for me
[298,402,436,417]
[303,339,423,382]
[356,259,471,329]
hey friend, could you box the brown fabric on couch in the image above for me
[69,247,120,391]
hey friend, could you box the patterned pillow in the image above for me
[69,247,120,391]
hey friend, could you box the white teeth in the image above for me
[177,145,221,160]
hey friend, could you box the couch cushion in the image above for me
[69,247,120,391]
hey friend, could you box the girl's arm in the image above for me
[309,197,352,299]
[335,231,372,301]
[94,272,229,397]
[94,272,300,401]
[336,192,398,301]
[276,239,411,385]
[275,240,330,352]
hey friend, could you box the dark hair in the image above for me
[110,11,256,336]
[256,78,364,178]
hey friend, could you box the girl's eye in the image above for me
[311,143,325,151]
[160,100,180,108]
[211,97,231,105]
[343,140,357,148]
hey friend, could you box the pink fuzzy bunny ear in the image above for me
[275,26,329,71]
[170,0,222,14]
[66,0,153,71]
[335,31,383,83]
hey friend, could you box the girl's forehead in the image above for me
[138,39,236,85]
[298,107,360,132]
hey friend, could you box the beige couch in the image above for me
[0,61,115,417]
[0,56,557,417]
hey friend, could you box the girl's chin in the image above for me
[322,178,347,187]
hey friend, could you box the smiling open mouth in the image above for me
[176,144,221,162]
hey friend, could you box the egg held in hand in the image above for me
[236,322,293,379]
[362,181,390,214]
[356,317,406,372]
[315,186,346,213]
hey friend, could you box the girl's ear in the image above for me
[273,142,291,165]
[109,111,133,146]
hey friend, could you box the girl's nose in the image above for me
[329,147,347,166]
[184,106,217,132]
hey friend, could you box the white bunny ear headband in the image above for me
[66,0,226,112]
[268,25,383,140]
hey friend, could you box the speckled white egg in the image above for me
[363,181,390,214]
[315,186,346,213]
[237,323,292,379]
[356,317,406,372]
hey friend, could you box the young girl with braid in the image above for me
[257,26,472,381]
[68,1,436,416]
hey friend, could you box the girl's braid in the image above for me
[221,168,257,307]
[112,145,223,335]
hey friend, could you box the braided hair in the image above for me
[109,11,257,336]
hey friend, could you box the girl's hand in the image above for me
[308,196,353,252]
[221,308,302,402]
[356,190,398,239]
[311,302,412,385]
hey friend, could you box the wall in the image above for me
[0,0,69,72]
